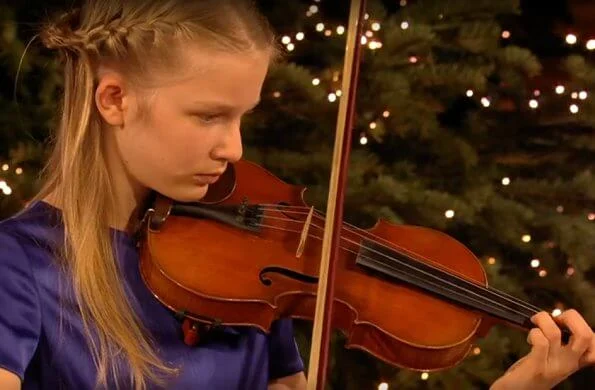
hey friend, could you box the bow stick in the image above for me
[306,1,367,389]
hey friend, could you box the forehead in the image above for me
[157,47,271,107]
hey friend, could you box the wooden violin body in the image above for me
[139,159,536,371]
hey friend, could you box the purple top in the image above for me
[0,201,304,389]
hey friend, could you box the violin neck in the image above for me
[356,239,540,330]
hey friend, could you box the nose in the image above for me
[211,120,243,163]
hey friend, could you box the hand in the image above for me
[490,309,594,390]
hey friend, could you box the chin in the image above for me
[159,184,209,203]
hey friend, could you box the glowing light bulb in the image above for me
[286,43,295,51]
[360,134,368,145]
[529,99,538,109]
[309,5,319,13]
[587,39,595,50]
[1,164,8,171]
[2,186,12,195]
[273,91,281,98]
[579,91,587,100]
[522,234,531,243]
[336,26,345,35]
[473,347,481,355]
[552,308,562,317]
[488,257,496,265]
[296,32,304,41]
[501,177,510,185]
[382,110,390,117]
[530,259,540,268]
[570,104,579,114]
[400,21,409,30]
[409,56,418,63]
[421,372,429,380]
[588,213,595,221]
[371,22,381,31]
[566,33,577,44]
[466,89,474,97]
[501,30,510,39]
[378,383,388,390]
[316,23,324,32]
[445,210,455,218]
[328,93,337,102]
[555,85,565,94]
[481,97,490,107]
[312,78,320,86]
[281,36,291,44]
[15,167,23,175]
[539,269,547,277]
[369,122,377,129]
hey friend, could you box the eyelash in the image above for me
[195,109,256,124]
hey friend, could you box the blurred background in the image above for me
[1,0,594,388]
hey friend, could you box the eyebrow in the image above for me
[191,99,261,112]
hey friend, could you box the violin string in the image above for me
[257,222,535,322]
[257,204,544,314]
[257,205,542,313]
[257,205,543,315]
[255,213,541,319]
[255,221,539,320]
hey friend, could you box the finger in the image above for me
[527,327,550,362]
[554,309,593,357]
[531,311,562,353]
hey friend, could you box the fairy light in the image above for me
[328,93,337,102]
[281,36,291,44]
[400,21,409,30]
[533,89,541,96]
[571,92,578,99]
[566,266,575,276]
[552,308,563,317]
[360,133,368,145]
[324,29,332,37]
[587,39,595,50]
[487,257,496,265]
[336,25,345,35]
[400,0,407,6]
[312,78,320,86]
[555,85,565,94]
[421,372,429,380]
[273,91,281,98]
[286,43,295,51]
[473,347,481,355]
[481,97,491,107]
[316,23,324,32]
[556,205,564,213]
[409,56,418,63]
[529,99,538,109]
[2,186,12,195]
[501,30,511,39]
[566,33,577,45]
[365,30,374,38]
[588,213,595,221]
[530,259,540,268]
[445,210,455,218]
[501,177,510,185]
[1,164,8,171]
[466,89,474,97]
[361,36,368,45]
[371,22,381,31]
[309,5,319,14]
[522,234,531,243]
[335,90,342,97]
[15,167,23,175]
[296,32,305,41]
[382,110,390,117]
[378,383,388,390]
[539,269,547,277]
[369,122,377,129]
[570,104,579,114]
[578,91,588,100]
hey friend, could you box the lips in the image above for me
[193,174,221,185]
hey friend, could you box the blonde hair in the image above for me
[31,1,278,388]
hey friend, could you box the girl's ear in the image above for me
[95,72,130,127]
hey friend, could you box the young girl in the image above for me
[0,1,592,389]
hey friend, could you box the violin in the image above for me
[136,1,579,389]
[138,159,558,371]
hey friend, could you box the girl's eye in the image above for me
[197,114,222,123]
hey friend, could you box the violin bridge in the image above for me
[296,206,314,258]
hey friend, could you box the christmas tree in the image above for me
[1,0,594,388]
